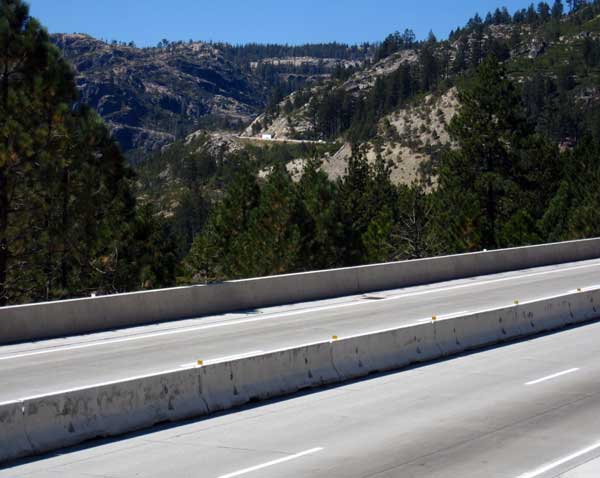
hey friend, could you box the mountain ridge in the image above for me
[51,34,373,157]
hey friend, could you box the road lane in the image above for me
[2,310,600,477]
[0,258,599,402]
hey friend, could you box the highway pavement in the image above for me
[1,258,600,404]
[2,302,600,477]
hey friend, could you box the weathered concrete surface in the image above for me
[2,287,600,465]
[5,319,600,478]
[1,238,600,344]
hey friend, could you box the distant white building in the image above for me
[261,134,273,140]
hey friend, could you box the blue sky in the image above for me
[29,0,535,46]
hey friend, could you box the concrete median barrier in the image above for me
[2,288,600,466]
[0,401,30,464]
[18,367,207,458]
[1,238,600,344]
[201,344,340,413]
[331,323,440,380]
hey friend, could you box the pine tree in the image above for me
[240,164,301,277]
[0,0,166,303]
[397,184,435,259]
[538,2,551,21]
[435,56,535,250]
[185,162,260,281]
[552,0,565,18]
[419,43,439,91]
[336,150,375,264]
[0,0,52,302]
[296,157,342,270]
[362,208,395,264]
[560,138,600,239]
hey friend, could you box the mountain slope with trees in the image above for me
[181,0,600,282]
[51,35,374,159]
[3,0,600,306]
[244,0,600,186]
[184,52,600,284]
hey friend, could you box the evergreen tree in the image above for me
[419,43,439,91]
[538,2,551,21]
[336,151,374,264]
[552,0,565,18]
[191,161,260,281]
[296,157,342,270]
[0,0,53,303]
[0,0,149,303]
[240,164,301,277]
[470,29,484,67]
[538,181,572,241]
[397,184,435,259]
[527,3,540,23]
[453,36,469,73]
[362,208,395,264]
[560,138,600,238]
[435,56,544,251]
[567,0,586,12]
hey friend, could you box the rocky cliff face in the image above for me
[52,34,266,154]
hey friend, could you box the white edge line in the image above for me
[0,299,590,404]
[525,368,580,386]
[516,441,600,478]
[216,447,323,478]
[0,366,187,406]
[2,262,600,362]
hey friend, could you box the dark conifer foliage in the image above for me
[0,0,176,304]
[5,0,600,302]
[183,51,600,282]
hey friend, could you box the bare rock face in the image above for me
[528,38,547,59]
[52,34,266,154]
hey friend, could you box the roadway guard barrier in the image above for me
[1,287,599,465]
[1,238,600,344]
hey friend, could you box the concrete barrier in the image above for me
[18,368,207,456]
[0,401,30,463]
[1,238,600,344]
[3,288,600,465]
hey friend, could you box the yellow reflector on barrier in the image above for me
[197,360,204,366]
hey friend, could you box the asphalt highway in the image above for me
[0,258,599,404]
[2,303,600,477]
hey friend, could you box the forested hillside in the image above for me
[245,0,600,185]
[182,0,600,283]
[2,0,600,306]
[52,35,374,159]
[182,55,600,283]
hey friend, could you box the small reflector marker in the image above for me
[577,288,582,292]
[197,360,203,366]
[332,336,338,341]
[432,316,437,321]
[514,300,519,305]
